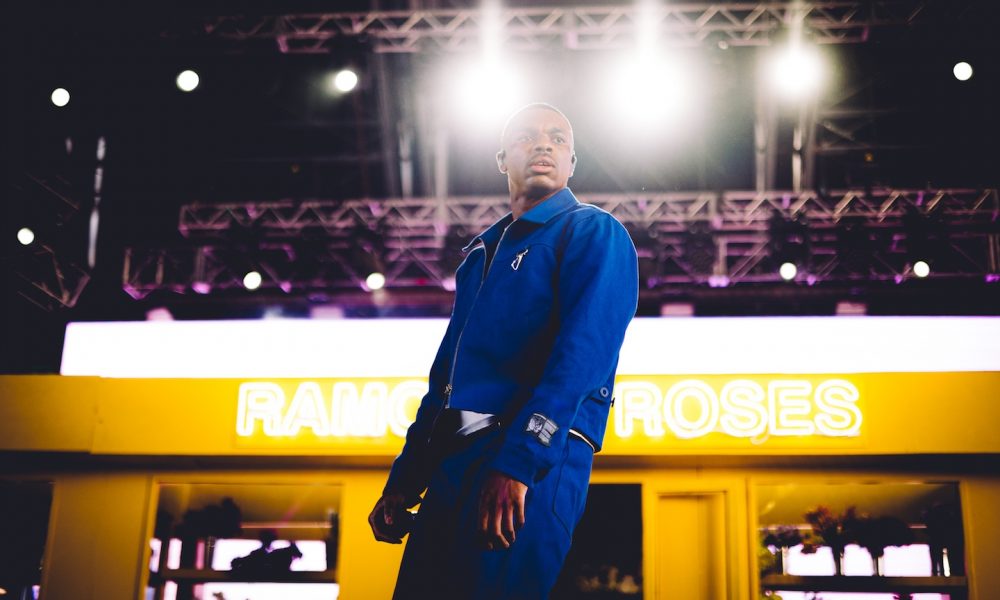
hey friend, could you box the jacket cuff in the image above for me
[383,456,424,499]
[487,443,542,488]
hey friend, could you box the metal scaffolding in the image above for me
[121,188,999,300]
[202,2,926,54]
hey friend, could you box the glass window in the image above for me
[148,482,341,600]
[757,481,964,600]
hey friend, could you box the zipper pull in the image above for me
[443,383,453,399]
[511,248,529,271]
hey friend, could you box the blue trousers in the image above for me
[393,428,594,600]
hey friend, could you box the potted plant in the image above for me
[803,506,857,576]
[761,526,802,575]
[852,514,913,576]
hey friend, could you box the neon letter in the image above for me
[664,380,720,439]
[814,379,862,437]
[237,382,286,436]
[614,382,665,438]
[330,382,389,437]
[282,382,331,436]
[768,380,815,436]
[719,379,768,438]
[388,380,426,437]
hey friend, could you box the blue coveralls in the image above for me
[385,187,639,599]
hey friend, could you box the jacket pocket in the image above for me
[552,435,594,536]
[571,386,614,451]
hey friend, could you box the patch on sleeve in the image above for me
[525,413,558,446]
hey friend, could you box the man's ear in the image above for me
[569,152,577,177]
[496,150,507,174]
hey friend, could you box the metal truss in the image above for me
[6,173,92,311]
[202,2,925,54]
[13,244,91,311]
[121,188,999,299]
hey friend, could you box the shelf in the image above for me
[154,568,337,584]
[761,574,967,593]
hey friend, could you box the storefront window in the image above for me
[757,481,964,600]
[0,481,52,600]
[148,482,341,600]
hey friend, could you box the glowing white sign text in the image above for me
[613,378,862,439]
[236,378,862,440]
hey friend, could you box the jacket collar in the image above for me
[462,188,579,252]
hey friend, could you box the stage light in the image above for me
[51,88,70,107]
[913,260,930,278]
[366,272,386,291]
[779,262,798,281]
[769,44,825,99]
[17,227,35,246]
[450,59,522,122]
[145,307,173,321]
[953,62,973,82]
[333,69,359,93]
[605,55,691,127]
[243,271,262,290]
[176,70,200,92]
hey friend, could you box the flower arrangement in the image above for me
[802,505,859,575]
[760,526,803,575]
[851,513,913,575]
[762,525,802,549]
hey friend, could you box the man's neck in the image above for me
[510,188,561,220]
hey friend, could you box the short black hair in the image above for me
[500,103,573,147]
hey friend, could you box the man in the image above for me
[368,103,639,599]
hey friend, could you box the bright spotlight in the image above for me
[243,271,263,290]
[17,227,35,246]
[51,88,70,107]
[913,260,930,278]
[779,262,798,281]
[451,59,522,122]
[770,45,825,99]
[953,62,973,82]
[333,69,359,93]
[366,272,386,291]
[176,69,200,92]
[605,55,690,127]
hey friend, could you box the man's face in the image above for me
[497,108,576,198]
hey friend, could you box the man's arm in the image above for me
[480,212,639,547]
[369,317,456,542]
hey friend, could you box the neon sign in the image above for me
[237,380,425,438]
[236,378,862,441]
[613,379,861,440]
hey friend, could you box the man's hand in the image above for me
[478,471,528,550]
[368,492,411,544]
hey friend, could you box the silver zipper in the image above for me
[444,227,510,406]
[511,248,529,270]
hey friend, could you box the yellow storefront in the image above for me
[2,318,999,599]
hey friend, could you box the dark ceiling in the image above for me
[2,1,999,373]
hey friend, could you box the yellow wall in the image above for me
[1,374,998,599]
[3,373,999,457]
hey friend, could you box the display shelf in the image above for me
[152,568,337,584]
[761,574,967,594]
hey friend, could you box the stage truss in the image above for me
[201,2,926,54]
[122,188,1000,301]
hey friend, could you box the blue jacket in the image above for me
[385,187,639,494]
